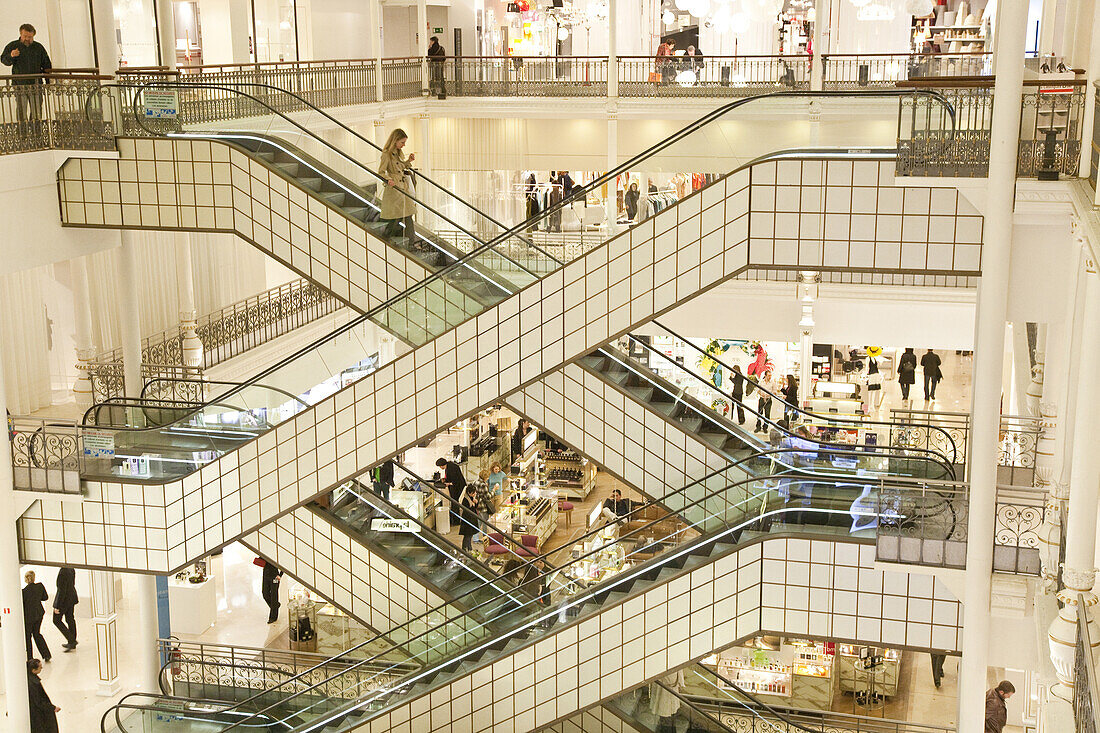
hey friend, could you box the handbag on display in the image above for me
[252,557,267,568]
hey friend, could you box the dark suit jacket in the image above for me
[28,672,59,733]
[53,568,78,611]
[22,583,47,624]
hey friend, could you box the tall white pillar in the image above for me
[797,272,818,407]
[1049,253,1100,700]
[810,0,829,91]
[155,0,177,69]
[44,0,68,67]
[0,358,31,731]
[370,0,384,102]
[176,236,203,369]
[118,234,162,695]
[72,257,97,410]
[957,2,1028,731]
[89,0,120,73]
[607,0,618,99]
[605,114,618,233]
[417,0,429,93]
[91,571,121,696]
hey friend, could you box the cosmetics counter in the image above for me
[696,638,837,711]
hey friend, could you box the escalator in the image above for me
[30,85,974,574]
[100,455,964,732]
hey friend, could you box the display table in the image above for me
[837,645,899,698]
[490,495,558,549]
[168,576,217,635]
[700,637,837,711]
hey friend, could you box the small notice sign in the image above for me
[144,89,179,119]
[83,430,115,458]
[371,517,419,533]
[433,27,444,34]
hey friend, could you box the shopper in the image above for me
[782,374,799,422]
[436,456,468,527]
[650,668,686,732]
[52,567,78,651]
[548,172,563,232]
[600,489,640,523]
[511,418,530,461]
[372,459,396,501]
[921,348,943,400]
[755,371,777,433]
[655,38,675,85]
[730,365,746,425]
[487,462,508,505]
[685,44,704,76]
[624,182,640,222]
[260,560,283,624]
[27,659,59,733]
[559,171,575,202]
[2,24,52,124]
[930,653,946,688]
[524,172,540,230]
[456,484,480,552]
[427,36,446,98]
[984,680,1014,733]
[898,347,917,401]
[22,570,50,662]
[379,128,417,245]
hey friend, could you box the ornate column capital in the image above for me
[1060,567,1097,593]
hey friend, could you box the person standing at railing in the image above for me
[655,38,675,85]
[379,128,418,246]
[685,45,704,81]
[1,24,52,125]
[427,36,446,99]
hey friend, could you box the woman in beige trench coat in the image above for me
[379,128,417,243]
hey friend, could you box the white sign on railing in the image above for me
[370,517,419,533]
[83,430,115,458]
[144,90,179,118]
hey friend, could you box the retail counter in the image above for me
[490,495,558,548]
[699,638,836,711]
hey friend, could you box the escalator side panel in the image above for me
[541,705,649,733]
[350,536,963,733]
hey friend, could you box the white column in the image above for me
[418,0,428,93]
[91,571,121,696]
[1039,0,1059,58]
[155,0,177,69]
[607,0,618,99]
[1076,1,1100,191]
[176,236,204,370]
[797,272,818,407]
[370,0,384,103]
[1049,254,1100,701]
[44,0,68,67]
[0,358,31,731]
[810,0,829,91]
[1025,325,1047,417]
[118,234,162,695]
[605,113,618,233]
[957,2,1028,731]
[227,0,252,64]
[72,257,97,410]
[89,0,120,73]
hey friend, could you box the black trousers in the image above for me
[25,618,50,660]
[901,382,911,400]
[52,607,76,645]
[924,375,941,399]
[261,582,280,622]
[755,397,772,431]
[930,653,946,685]
[733,399,745,425]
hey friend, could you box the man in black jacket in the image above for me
[436,457,467,527]
[427,36,446,98]
[23,570,50,662]
[920,348,943,400]
[2,24,52,123]
[261,561,283,624]
[52,567,78,651]
[27,659,60,733]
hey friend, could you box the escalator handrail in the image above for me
[687,662,823,733]
[647,320,962,464]
[139,377,311,409]
[101,691,286,733]
[81,396,274,432]
[203,461,962,730]
[604,336,955,479]
[114,81,553,291]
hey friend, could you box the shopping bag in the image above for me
[648,71,661,83]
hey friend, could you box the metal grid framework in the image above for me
[29,158,985,572]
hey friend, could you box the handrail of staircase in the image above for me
[189,464,964,731]
[643,321,963,465]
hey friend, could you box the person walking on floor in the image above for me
[624,182,640,222]
[437,456,468,528]
[2,24,52,125]
[921,348,943,400]
[27,658,59,733]
[898,347,917,402]
[23,570,50,662]
[984,679,1014,733]
[378,128,418,246]
[755,371,777,433]
[730,364,746,425]
[372,459,396,501]
[260,560,283,624]
[52,567,78,651]
[929,652,946,688]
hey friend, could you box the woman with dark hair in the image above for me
[782,375,799,422]
[27,658,59,733]
[897,347,917,401]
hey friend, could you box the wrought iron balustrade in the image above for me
[0,71,114,154]
[825,52,991,87]
[8,416,83,494]
[88,279,341,402]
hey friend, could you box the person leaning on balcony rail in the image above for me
[1,24,52,124]
[427,36,446,99]
[378,128,418,246]
[655,38,675,85]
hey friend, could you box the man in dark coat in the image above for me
[427,36,446,98]
[436,457,468,527]
[921,348,943,400]
[1,24,52,123]
[23,570,50,661]
[984,680,1014,733]
[897,347,917,400]
[261,561,283,624]
[731,364,746,425]
[27,658,59,733]
[52,567,78,650]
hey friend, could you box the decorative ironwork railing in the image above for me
[1075,594,1100,733]
[88,279,341,402]
[994,485,1046,575]
[8,416,83,494]
[0,71,115,155]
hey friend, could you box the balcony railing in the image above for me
[1076,594,1100,733]
[0,70,115,154]
[87,279,341,403]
